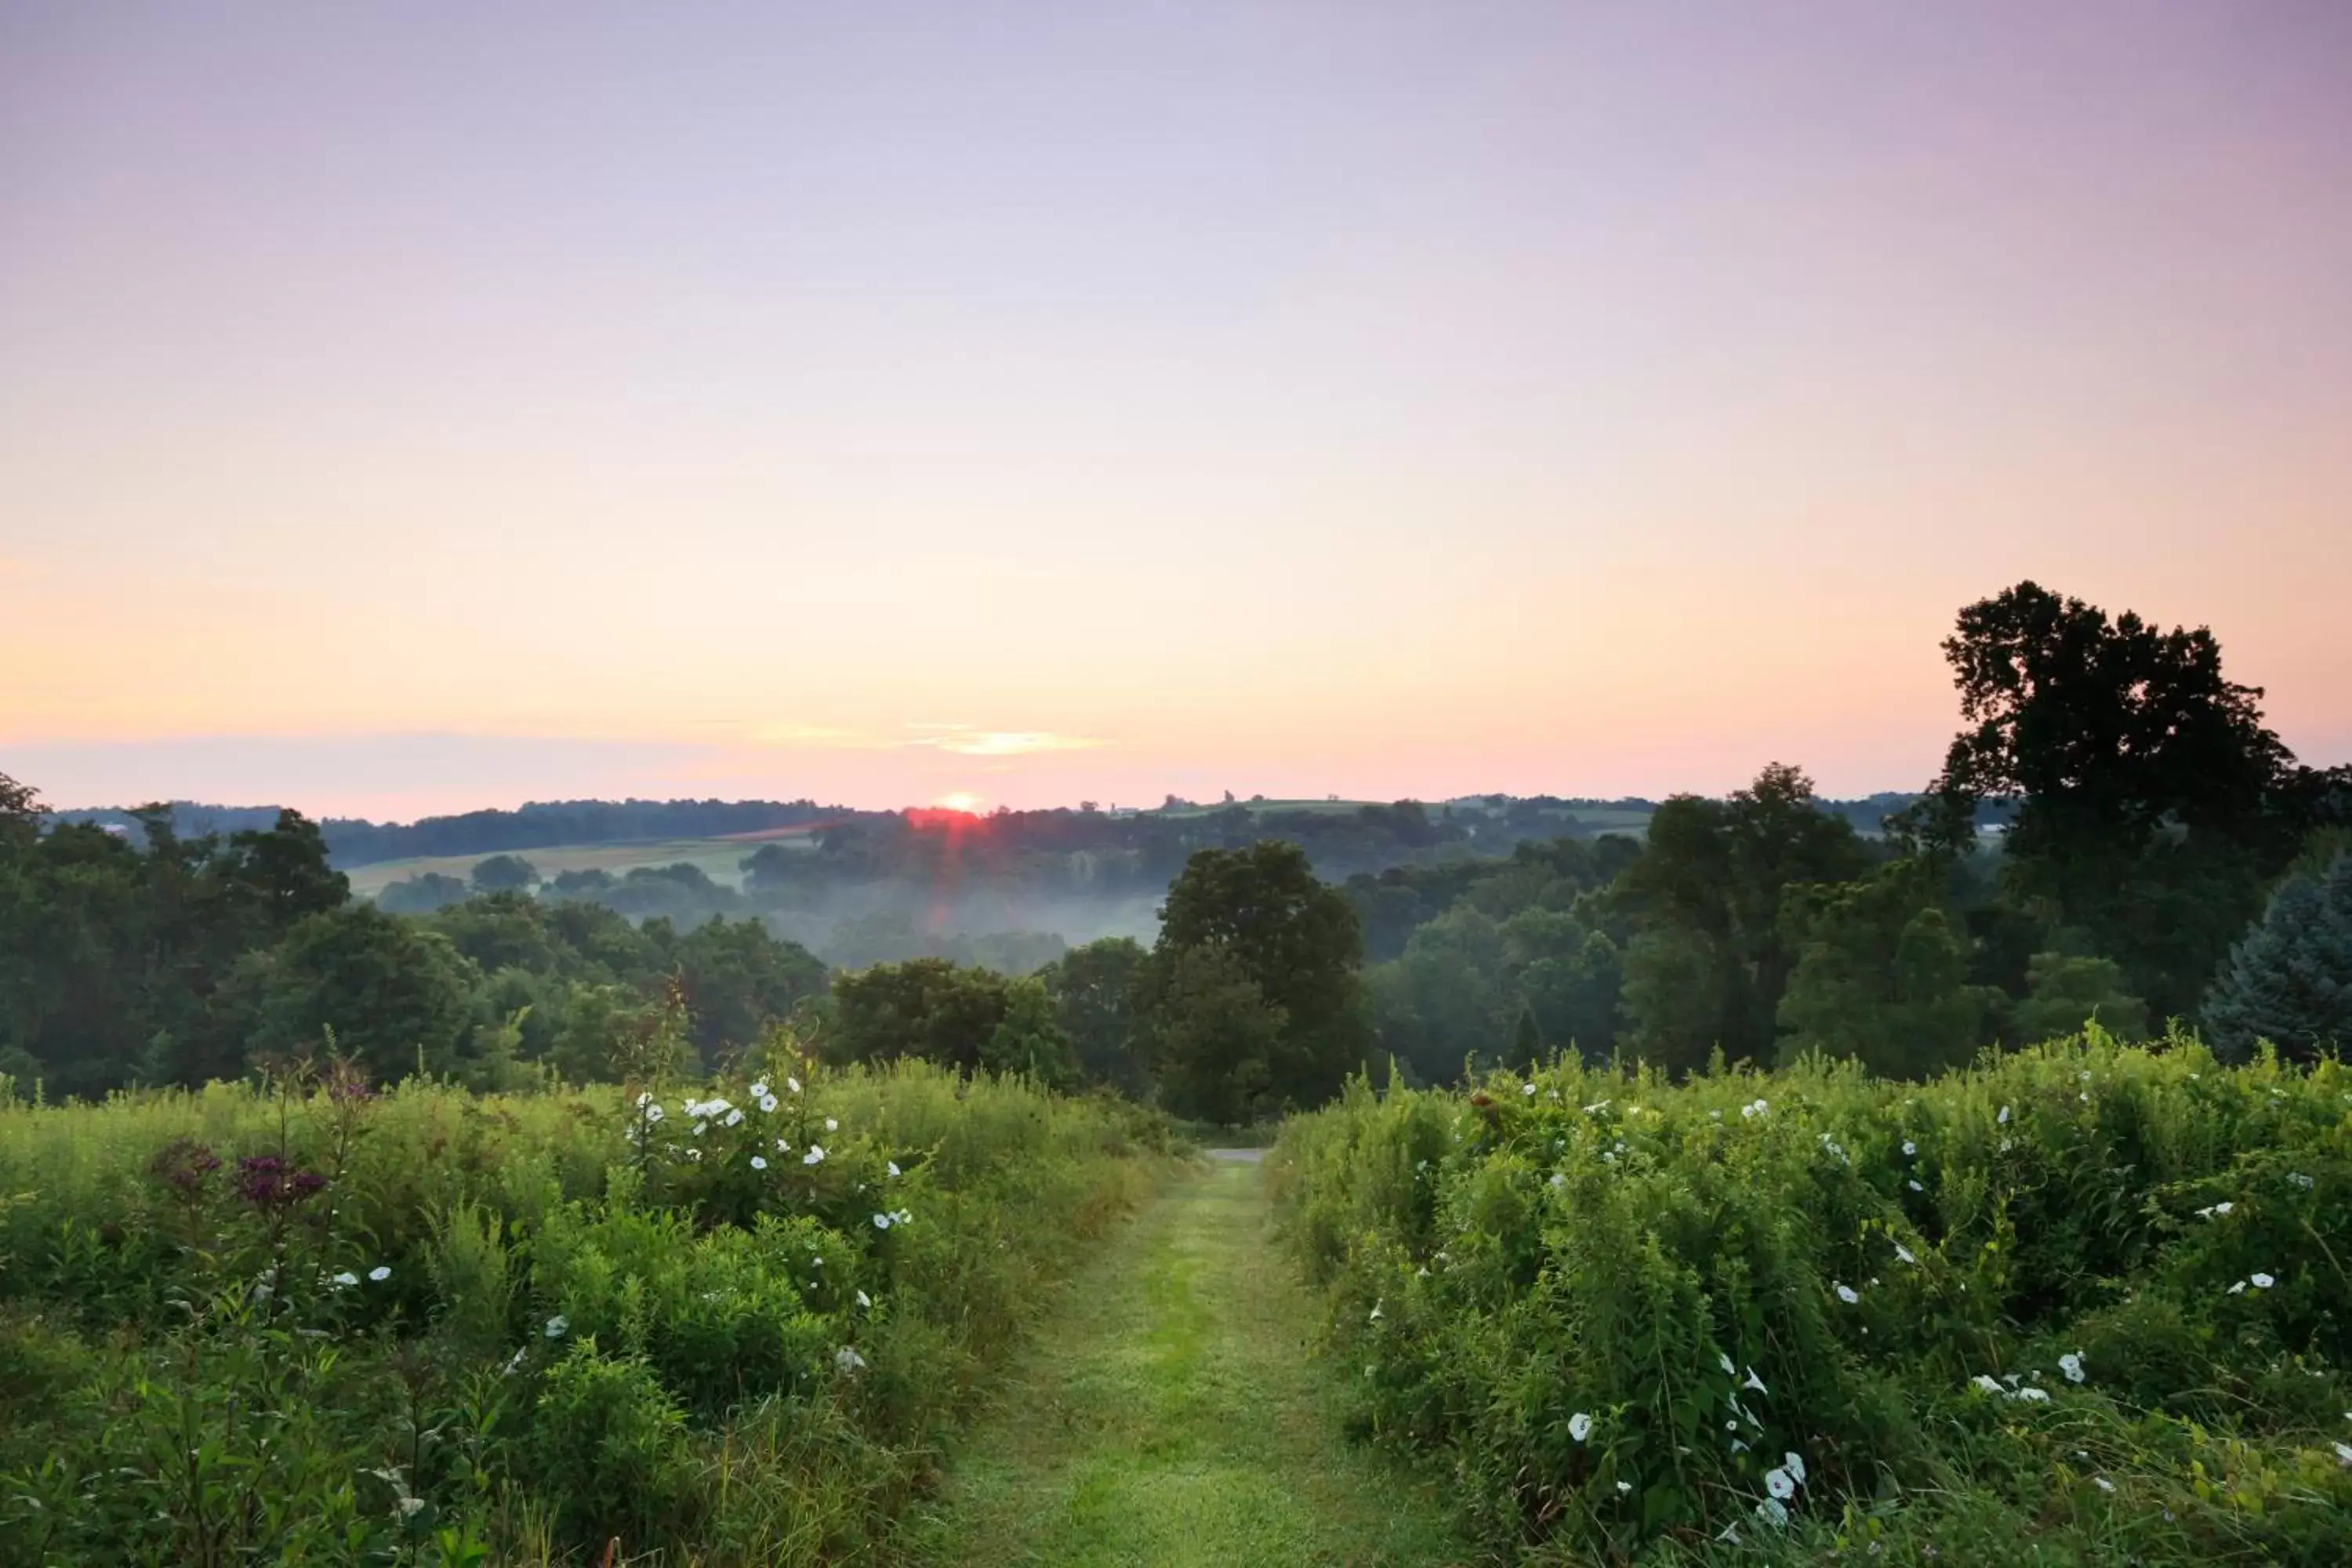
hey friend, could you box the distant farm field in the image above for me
[340,830,815,897]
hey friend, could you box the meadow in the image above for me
[0,1051,1175,1566]
[1272,1032,2352,1565]
[341,833,813,899]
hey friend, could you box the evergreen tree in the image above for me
[2201,854,2352,1063]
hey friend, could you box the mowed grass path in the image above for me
[905,1157,1474,1568]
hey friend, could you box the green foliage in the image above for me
[982,976,1081,1087]
[1929,582,2346,1017]
[379,871,471,914]
[1039,935,1149,1092]
[829,957,1014,1073]
[0,1062,1174,1565]
[2203,852,2352,1063]
[217,904,482,1080]
[467,854,539,893]
[1138,946,1287,1124]
[2012,950,2151,1044]
[1776,866,1998,1075]
[1613,764,1872,1069]
[1271,1036,2352,1565]
[1140,841,1370,1114]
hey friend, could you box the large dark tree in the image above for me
[1138,840,1369,1113]
[1928,582,2347,1017]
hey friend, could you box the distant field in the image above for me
[1146,797,1381,818]
[341,832,814,897]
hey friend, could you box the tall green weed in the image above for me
[0,1059,1175,1565]
[1272,1029,2352,1564]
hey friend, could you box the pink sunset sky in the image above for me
[4,2,2349,820]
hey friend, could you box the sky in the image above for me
[3,1,2349,821]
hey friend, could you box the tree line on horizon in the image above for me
[5,581,2349,1116]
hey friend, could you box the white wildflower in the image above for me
[332,1271,358,1287]
[750,1080,768,1098]
[894,1208,913,1224]
[1895,1243,1917,1265]
[693,1121,708,1136]
[644,1103,665,1123]
[2058,1352,2085,1383]
[835,1346,866,1374]
[1523,1082,1538,1097]
[857,1289,872,1308]
[873,1213,892,1229]
[787,1075,802,1093]
[2251,1272,2275,1289]
[1998,1105,2011,1125]
[2094,1476,2115,1493]
[1784,1451,1805,1486]
[2288,1172,2314,1190]
[725,1108,745,1127]
[2015,1387,2050,1402]
[1835,1283,1859,1305]
[1569,1411,1594,1443]
[2228,1279,2247,1294]
[1744,1367,1767,1393]
[1719,1352,1737,1376]
[760,1094,779,1113]
[887,1160,902,1178]
[544,1315,568,1338]
[751,1156,768,1170]
[1766,1467,1796,1499]
[2334,1441,2352,1466]
[1973,1375,2003,1394]
[369,1265,391,1282]
[1549,1172,1567,1189]
[826,1117,840,1132]
[1902,1140,1917,1156]
[1755,1497,1789,1526]
[804,1145,826,1165]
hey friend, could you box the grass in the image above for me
[906,1158,1476,1567]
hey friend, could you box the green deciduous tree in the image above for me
[1613,764,1869,1068]
[1776,869,1997,1077]
[213,904,481,1081]
[2009,951,2149,1044]
[982,975,1081,1087]
[1040,936,1149,1091]
[1927,582,2347,1016]
[827,958,1011,1073]
[470,853,540,892]
[1139,946,1286,1124]
[1138,841,1368,1112]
